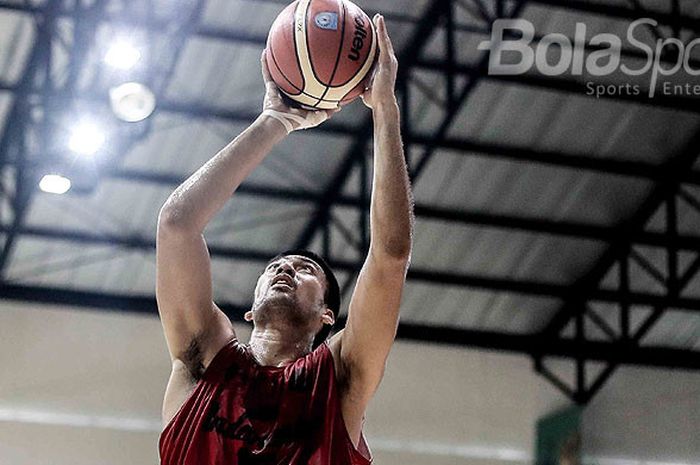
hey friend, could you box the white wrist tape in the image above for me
[262,109,329,134]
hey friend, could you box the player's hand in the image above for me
[362,15,398,110]
[261,51,339,133]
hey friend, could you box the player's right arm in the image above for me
[156,115,286,376]
[156,52,336,377]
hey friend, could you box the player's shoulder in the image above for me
[327,329,344,360]
[327,329,350,384]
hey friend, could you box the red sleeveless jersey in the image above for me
[159,339,372,465]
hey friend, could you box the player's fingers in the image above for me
[374,15,394,59]
[265,85,284,105]
[379,16,396,56]
[266,80,279,95]
[372,15,385,56]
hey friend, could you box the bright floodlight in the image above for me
[68,123,105,156]
[104,41,141,70]
[110,82,156,122]
[39,174,71,194]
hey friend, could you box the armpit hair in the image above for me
[183,336,206,381]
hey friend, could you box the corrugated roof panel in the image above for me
[411,220,606,284]
[412,149,652,224]
[677,191,700,236]
[643,188,700,239]
[643,311,700,349]
[0,10,34,85]
[422,28,489,66]
[525,0,700,27]
[267,131,354,190]
[122,112,352,193]
[203,0,433,31]
[25,180,171,238]
[559,303,700,350]
[202,0,281,33]
[472,292,559,333]
[401,69,465,135]
[450,82,700,163]
[450,82,574,147]
[205,196,316,250]
[122,116,248,175]
[8,237,121,291]
[25,179,317,252]
[210,257,264,305]
[10,238,315,301]
[6,237,55,285]
[125,119,235,175]
[165,39,263,111]
[165,18,421,117]
[683,265,700,299]
[579,0,700,16]
[363,0,432,18]
[0,92,13,144]
[327,205,366,263]
[399,282,559,333]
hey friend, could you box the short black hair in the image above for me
[269,249,340,349]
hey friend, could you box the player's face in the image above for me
[252,255,328,323]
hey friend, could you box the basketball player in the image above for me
[157,14,413,465]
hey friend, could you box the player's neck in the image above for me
[248,326,314,367]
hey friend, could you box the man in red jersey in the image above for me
[156,14,413,465]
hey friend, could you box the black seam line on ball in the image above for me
[315,0,347,107]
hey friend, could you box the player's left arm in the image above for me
[336,13,414,408]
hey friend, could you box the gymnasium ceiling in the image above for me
[1,0,700,404]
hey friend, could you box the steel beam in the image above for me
[292,0,454,251]
[484,72,700,114]
[5,222,700,312]
[5,0,700,69]
[0,0,64,279]
[530,0,700,34]
[535,122,700,402]
[47,167,694,249]
[541,135,700,339]
[3,80,700,184]
[398,325,700,371]
[1,280,698,371]
[417,58,700,113]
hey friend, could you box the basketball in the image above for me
[266,0,378,110]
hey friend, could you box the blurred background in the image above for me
[0,0,699,464]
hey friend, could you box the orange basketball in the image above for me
[266,0,378,110]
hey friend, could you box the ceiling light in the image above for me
[39,174,71,194]
[104,41,141,70]
[109,82,156,122]
[68,123,105,156]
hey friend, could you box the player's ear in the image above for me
[321,308,335,326]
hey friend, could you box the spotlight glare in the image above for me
[109,82,156,122]
[104,41,141,70]
[39,174,71,195]
[68,123,105,156]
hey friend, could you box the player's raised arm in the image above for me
[156,54,336,375]
[339,13,415,402]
